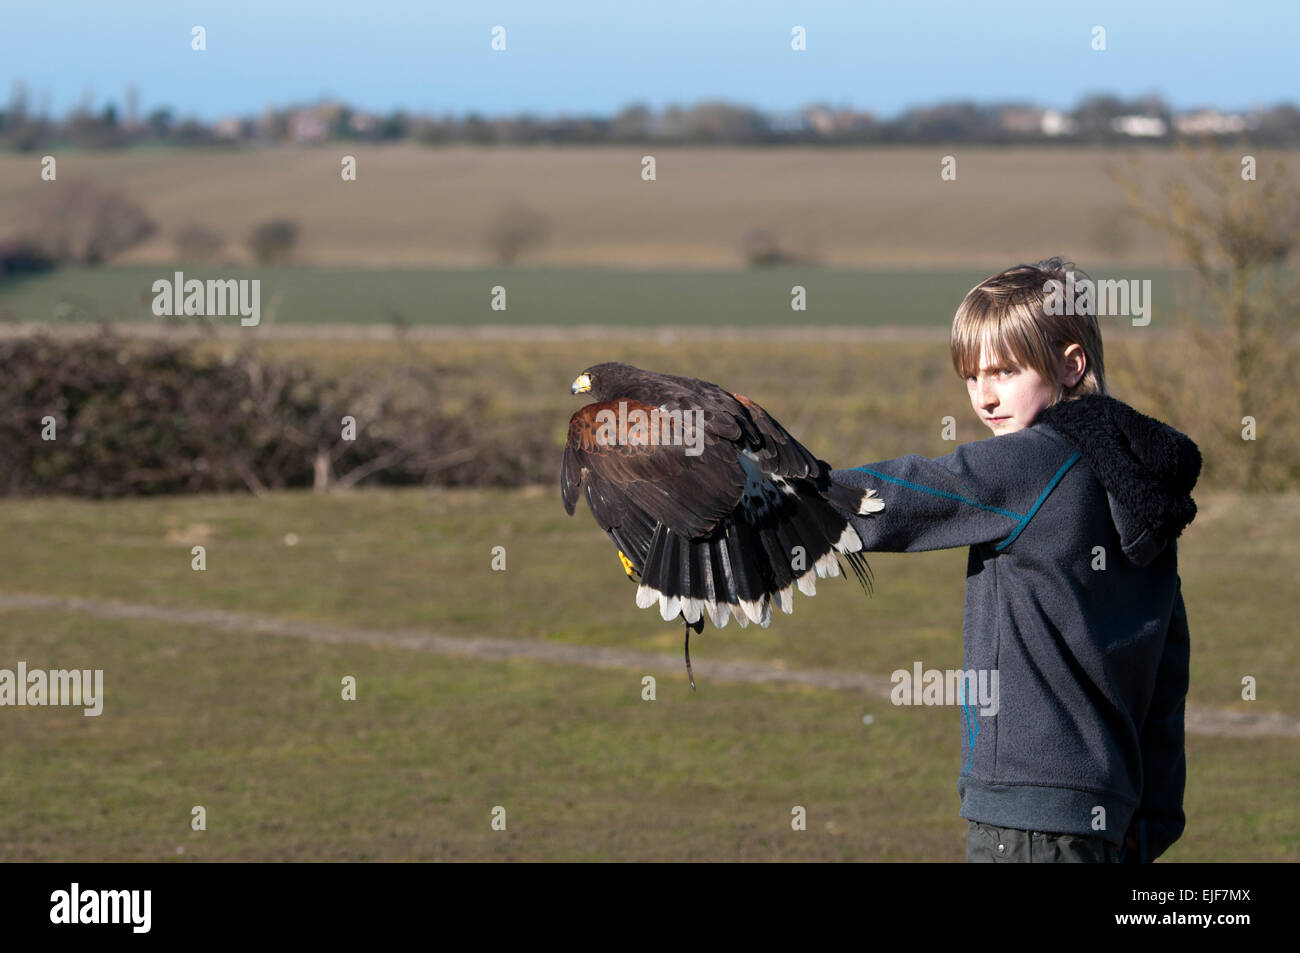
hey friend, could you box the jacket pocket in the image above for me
[969,821,1011,862]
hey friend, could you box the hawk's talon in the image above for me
[617,549,637,579]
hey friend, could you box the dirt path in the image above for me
[2,591,1295,738]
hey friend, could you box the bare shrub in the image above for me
[1113,140,1300,490]
[483,204,550,265]
[18,180,156,265]
[247,219,299,264]
[740,228,812,267]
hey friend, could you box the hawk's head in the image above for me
[571,362,642,401]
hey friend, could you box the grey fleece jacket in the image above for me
[829,395,1201,862]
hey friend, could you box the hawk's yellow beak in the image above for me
[571,373,592,395]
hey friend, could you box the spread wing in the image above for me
[729,391,826,480]
[561,388,835,563]
[561,380,880,638]
[561,397,745,544]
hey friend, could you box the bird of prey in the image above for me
[561,361,884,688]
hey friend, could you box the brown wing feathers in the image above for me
[561,363,882,632]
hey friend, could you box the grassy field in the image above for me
[0,264,1192,327]
[1,140,1294,860]
[1,486,1296,861]
[5,145,1296,271]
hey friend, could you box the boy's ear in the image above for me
[1062,344,1086,386]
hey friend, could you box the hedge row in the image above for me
[0,331,553,497]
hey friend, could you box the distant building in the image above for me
[805,106,835,135]
[1000,107,1078,137]
[286,101,347,143]
[999,107,1045,134]
[768,113,810,134]
[348,112,378,136]
[1173,110,1247,135]
[1111,115,1168,137]
[832,108,875,133]
[1041,109,1078,136]
[213,117,244,140]
[255,108,285,140]
[288,111,327,143]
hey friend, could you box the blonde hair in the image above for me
[950,256,1108,406]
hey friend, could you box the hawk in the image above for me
[561,362,884,688]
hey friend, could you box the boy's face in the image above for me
[966,340,1056,435]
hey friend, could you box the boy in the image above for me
[829,257,1200,863]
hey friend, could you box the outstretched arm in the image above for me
[830,434,1081,553]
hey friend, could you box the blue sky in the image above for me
[2,1,1295,121]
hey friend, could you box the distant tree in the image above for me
[610,103,652,141]
[246,219,299,264]
[378,110,407,140]
[172,118,212,145]
[483,204,550,265]
[68,108,124,148]
[410,116,452,144]
[329,105,353,139]
[502,114,543,144]
[685,101,767,143]
[1113,139,1300,489]
[18,180,155,265]
[0,238,56,278]
[146,107,173,138]
[739,228,816,267]
[1254,104,1300,147]
[5,117,47,152]
[464,112,494,144]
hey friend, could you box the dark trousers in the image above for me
[966,820,1122,862]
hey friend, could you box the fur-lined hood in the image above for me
[1036,395,1202,567]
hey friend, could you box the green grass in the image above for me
[0,265,1190,327]
[0,487,1296,860]
[0,487,1294,714]
[0,604,963,861]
